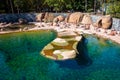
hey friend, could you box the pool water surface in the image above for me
[0,30,120,80]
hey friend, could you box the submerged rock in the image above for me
[41,31,83,60]
[52,38,69,46]
[53,49,76,60]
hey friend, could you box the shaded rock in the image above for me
[43,12,55,22]
[65,13,71,22]
[76,36,92,65]
[93,15,112,29]
[53,18,59,23]
[53,15,65,22]
[68,12,84,24]
[23,27,28,31]
[36,13,45,22]
[102,15,112,29]
[81,15,93,25]
[0,23,12,30]
[18,18,28,24]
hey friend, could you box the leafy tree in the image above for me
[107,1,120,18]
[14,0,24,13]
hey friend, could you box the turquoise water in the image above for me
[0,31,120,80]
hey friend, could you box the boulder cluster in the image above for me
[36,12,113,29]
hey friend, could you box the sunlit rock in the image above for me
[53,15,65,22]
[58,31,77,37]
[41,31,83,60]
[53,49,76,60]
[36,13,45,22]
[52,38,69,46]
[68,12,84,24]
[93,15,112,29]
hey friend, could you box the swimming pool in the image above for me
[0,30,120,80]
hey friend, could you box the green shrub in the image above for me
[107,1,120,18]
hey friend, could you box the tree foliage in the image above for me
[107,1,120,18]
[0,0,119,18]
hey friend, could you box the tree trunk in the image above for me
[94,0,96,14]
[85,0,87,12]
[17,6,20,14]
[9,0,14,14]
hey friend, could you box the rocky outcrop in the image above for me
[67,12,84,24]
[81,15,93,25]
[102,15,112,29]
[65,13,71,22]
[81,15,93,29]
[53,15,65,22]
[36,12,55,23]
[93,15,112,29]
[41,31,83,60]
[43,12,55,22]
[36,13,45,22]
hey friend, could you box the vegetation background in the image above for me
[0,0,120,18]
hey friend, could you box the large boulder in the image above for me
[53,15,65,23]
[43,12,55,22]
[102,15,112,29]
[93,15,112,29]
[65,13,71,22]
[36,13,45,22]
[41,31,83,60]
[93,18,102,28]
[67,12,84,24]
[81,15,93,25]
[53,17,59,23]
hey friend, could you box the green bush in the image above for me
[107,1,120,18]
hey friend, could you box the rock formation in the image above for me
[81,15,93,29]
[41,31,83,60]
[53,15,65,22]
[67,12,84,24]
[94,15,112,29]
[65,13,71,22]
[102,15,112,29]
[81,15,93,25]
[43,12,55,22]
[36,13,45,22]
